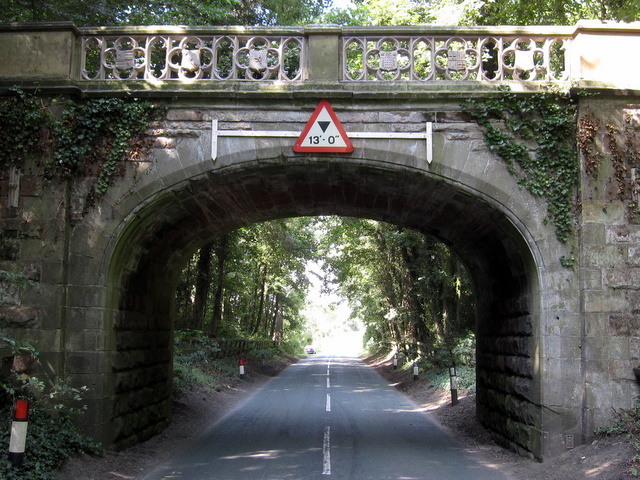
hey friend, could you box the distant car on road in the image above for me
[304,345,316,354]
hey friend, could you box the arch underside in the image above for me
[110,159,541,455]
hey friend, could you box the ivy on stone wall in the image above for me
[0,88,160,208]
[577,109,640,223]
[0,87,52,169]
[577,111,601,180]
[605,122,640,222]
[47,96,161,205]
[462,87,579,245]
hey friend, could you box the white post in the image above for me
[449,366,458,405]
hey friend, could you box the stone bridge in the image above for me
[1,21,640,460]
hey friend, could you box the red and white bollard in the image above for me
[238,358,245,379]
[8,399,29,467]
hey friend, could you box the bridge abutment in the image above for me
[1,21,639,460]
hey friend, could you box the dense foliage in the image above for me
[176,216,476,366]
[0,87,51,171]
[0,0,329,25]
[462,87,579,246]
[0,409,101,480]
[48,97,160,204]
[323,0,640,25]
[318,217,475,361]
[175,218,316,350]
[2,0,638,28]
[0,89,160,208]
[469,0,640,25]
[0,335,101,480]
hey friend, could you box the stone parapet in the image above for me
[2,21,640,95]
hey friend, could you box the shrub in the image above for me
[173,352,221,397]
[0,408,101,480]
[595,398,640,476]
[0,338,101,479]
[421,364,476,392]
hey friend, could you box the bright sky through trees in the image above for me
[333,0,354,7]
[301,259,363,355]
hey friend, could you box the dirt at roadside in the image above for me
[368,353,636,480]
[56,354,636,480]
[55,357,294,480]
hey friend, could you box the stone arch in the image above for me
[98,155,547,456]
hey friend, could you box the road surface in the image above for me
[141,354,511,479]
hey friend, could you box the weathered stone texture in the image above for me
[0,306,40,328]
[0,88,637,461]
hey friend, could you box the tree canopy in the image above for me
[175,218,316,348]
[468,0,640,25]
[317,217,475,356]
[0,0,330,26]
[174,216,475,362]
[2,0,638,27]
[323,0,640,25]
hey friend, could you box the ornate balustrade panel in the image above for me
[342,35,571,81]
[81,34,305,81]
[79,31,570,83]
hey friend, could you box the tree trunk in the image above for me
[174,259,194,330]
[269,291,281,339]
[208,234,229,337]
[252,264,268,335]
[401,243,429,345]
[190,242,213,331]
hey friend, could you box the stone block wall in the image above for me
[0,158,67,372]
[0,92,623,459]
[578,97,640,435]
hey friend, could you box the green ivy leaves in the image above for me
[47,97,160,204]
[0,87,51,169]
[462,87,579,244]
[0,88,160,209]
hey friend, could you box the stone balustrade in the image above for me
[2,21,640,92]
[80,32,306,81]
[79,28,571,82]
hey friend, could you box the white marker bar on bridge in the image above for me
[211,120,433,164]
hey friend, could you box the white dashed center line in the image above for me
[322,426,331,475]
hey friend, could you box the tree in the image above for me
[318,217,475,358]
[321,0,640,26]
[468,0,640,25]
[322,0,436,25]
[175,218,316,341]
[190,242,213,331]
[209,234,230,336]
[0,0,331,26]
[0,0,125,24]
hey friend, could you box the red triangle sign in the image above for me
[293,100,354,153]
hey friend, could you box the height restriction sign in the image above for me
[293,100,354,153]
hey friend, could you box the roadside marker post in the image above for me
[8,398,29,467]
[449,366,459,406]
[393,354,398,370]
[413,363,419,381]
[239,358,245,379]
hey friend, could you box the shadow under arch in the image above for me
[105,158,542,456]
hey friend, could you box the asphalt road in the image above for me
[141,354,511,480]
